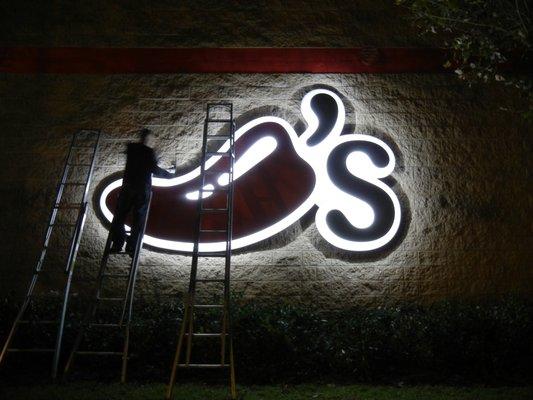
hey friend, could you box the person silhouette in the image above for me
[109,128,174,254]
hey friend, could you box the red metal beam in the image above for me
[0,47,451,74]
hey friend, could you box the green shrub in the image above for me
[0,295,531,384]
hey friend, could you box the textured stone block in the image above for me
[0,71,530,308]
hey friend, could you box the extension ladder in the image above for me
[0,130,101,379]
[167,103,237,399]
[63,194,152,382]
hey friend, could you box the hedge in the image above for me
[0,295,531,384]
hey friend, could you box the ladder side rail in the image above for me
[64,131,100,273]
[63,232,114,375]
[119,192,152,326]
[167,105,238,400]
[37,131,78,269]
[226,117,237,398]
[223,118,235,297]
[48,130,79,225]
[220,116,234,361]
[185,116,211,366]
[120,192,153,383]
[79,131,101,204]
[67,203,89,273]
[167,115,210,399]
[166,297,192,399]
[50,130,100,377]
[0,289,35,364]
[38,129,85,272]
[219,122,233,367]
[65,131,101,273]
[54,131,78,208]
[51,201,88,379]
[63,202,85,274]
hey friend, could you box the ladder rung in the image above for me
[75,351,123,356]
[207,102,232,106]
[68,163,92,167]
[193,304,224,309]
[18,320,58,325]
[206,152,233,157]
[102,273,130,278]
[29,293,62,299]
[200,208,229,214]
[97,297,124,302]
[62,182,86,186]
[107,251,133,256]
[177,363,229,368]
[201,187,229,193]
[204,169,230,174]
[43,243,73,248]
[184,333,228,337]
[199,229,227,233]
[206,135,231,140]
[197,252,227,258]
[72,140,98,146]
[207,119,233,123]
[7,348,55,353]
[207,102,232,107]
[54,204,82,209]
[196,278,225,283]
[90,323,121,328]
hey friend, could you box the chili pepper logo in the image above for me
[97,89,402,253]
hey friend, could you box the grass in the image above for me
[0,382,532,400]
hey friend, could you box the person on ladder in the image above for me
[110,128,174,254]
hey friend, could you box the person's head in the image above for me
[140,128,156,148]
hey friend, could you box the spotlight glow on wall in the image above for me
[97,89,402,253]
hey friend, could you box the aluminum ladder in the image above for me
[63,193,152,382]
[0,130,101,379]
[166,103,237,399]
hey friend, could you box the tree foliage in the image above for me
[397,0,531,102]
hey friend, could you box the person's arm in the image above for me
[149,149,174,179]
[153,165,174,179]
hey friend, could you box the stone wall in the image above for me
[0,0,433,47]
[0,73,530,309]
[0,0,531,309]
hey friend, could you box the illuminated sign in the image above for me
[96,89,402,253]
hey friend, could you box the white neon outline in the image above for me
[313,134,401,251]
[186,184,215,200]
[217,136,278,186]
[98,89,402,253]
